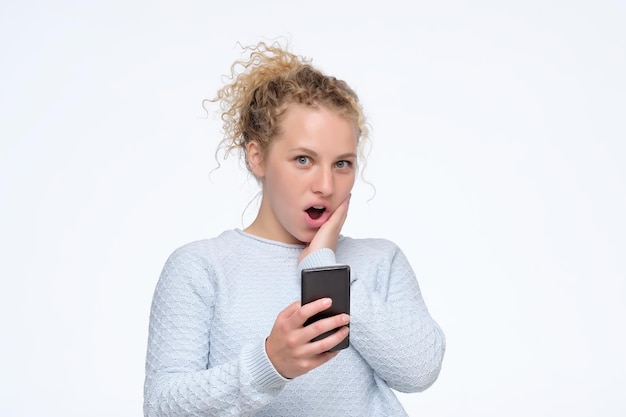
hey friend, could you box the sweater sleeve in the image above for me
[143,244,288,417]
[349,243,446,393]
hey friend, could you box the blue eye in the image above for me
[296,156,310,165]
[336,160,352,169]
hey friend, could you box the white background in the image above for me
[1,1,624,416]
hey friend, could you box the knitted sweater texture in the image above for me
[144,229,445,416]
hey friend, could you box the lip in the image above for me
[303,203,331,228]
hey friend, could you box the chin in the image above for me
[293,230,315,245]
[295,236,312,245]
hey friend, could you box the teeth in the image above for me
[312,206,325,210]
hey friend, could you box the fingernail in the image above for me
[322,298,332,305]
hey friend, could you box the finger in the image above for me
[304,194,351,254]
[331,193,351,229]
[294,297,332,325]
[323,193,351,232]
[302,312,350,340]
[279,300,302,320]
[297,194,352,262]
[337,192,351,216]
[306,325,350,354]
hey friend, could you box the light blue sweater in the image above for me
[144,229,445,416]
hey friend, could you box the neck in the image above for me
[244,199,302,245]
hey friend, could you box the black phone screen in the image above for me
[301,265,350,351]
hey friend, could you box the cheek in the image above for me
[267,174,299,207]
[343,174,356,191]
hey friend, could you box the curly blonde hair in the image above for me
[207,41,369,174]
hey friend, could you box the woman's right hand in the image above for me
[265,298,350,379]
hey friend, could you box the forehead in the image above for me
[271,104,358,151]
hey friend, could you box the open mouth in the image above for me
[305,206,326,220]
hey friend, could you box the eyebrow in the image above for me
[289,147,357,159]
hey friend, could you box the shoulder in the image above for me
[162,230,241,269]
[338,235,403,258]
[337,236,411,270]
[156,231,245,292]
[337,236,417,287]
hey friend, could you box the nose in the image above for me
[312,166,334,196]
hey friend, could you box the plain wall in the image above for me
[1,1,624,415]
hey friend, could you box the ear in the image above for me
[246,141,265,178]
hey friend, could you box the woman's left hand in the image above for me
[298,193,351,263]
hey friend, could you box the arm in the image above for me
[296,196,444,391]
[143,244,287,417]
[349,243,446,393]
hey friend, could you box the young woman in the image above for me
[143,41,445,417]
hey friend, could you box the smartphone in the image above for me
[301,265,350,351]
